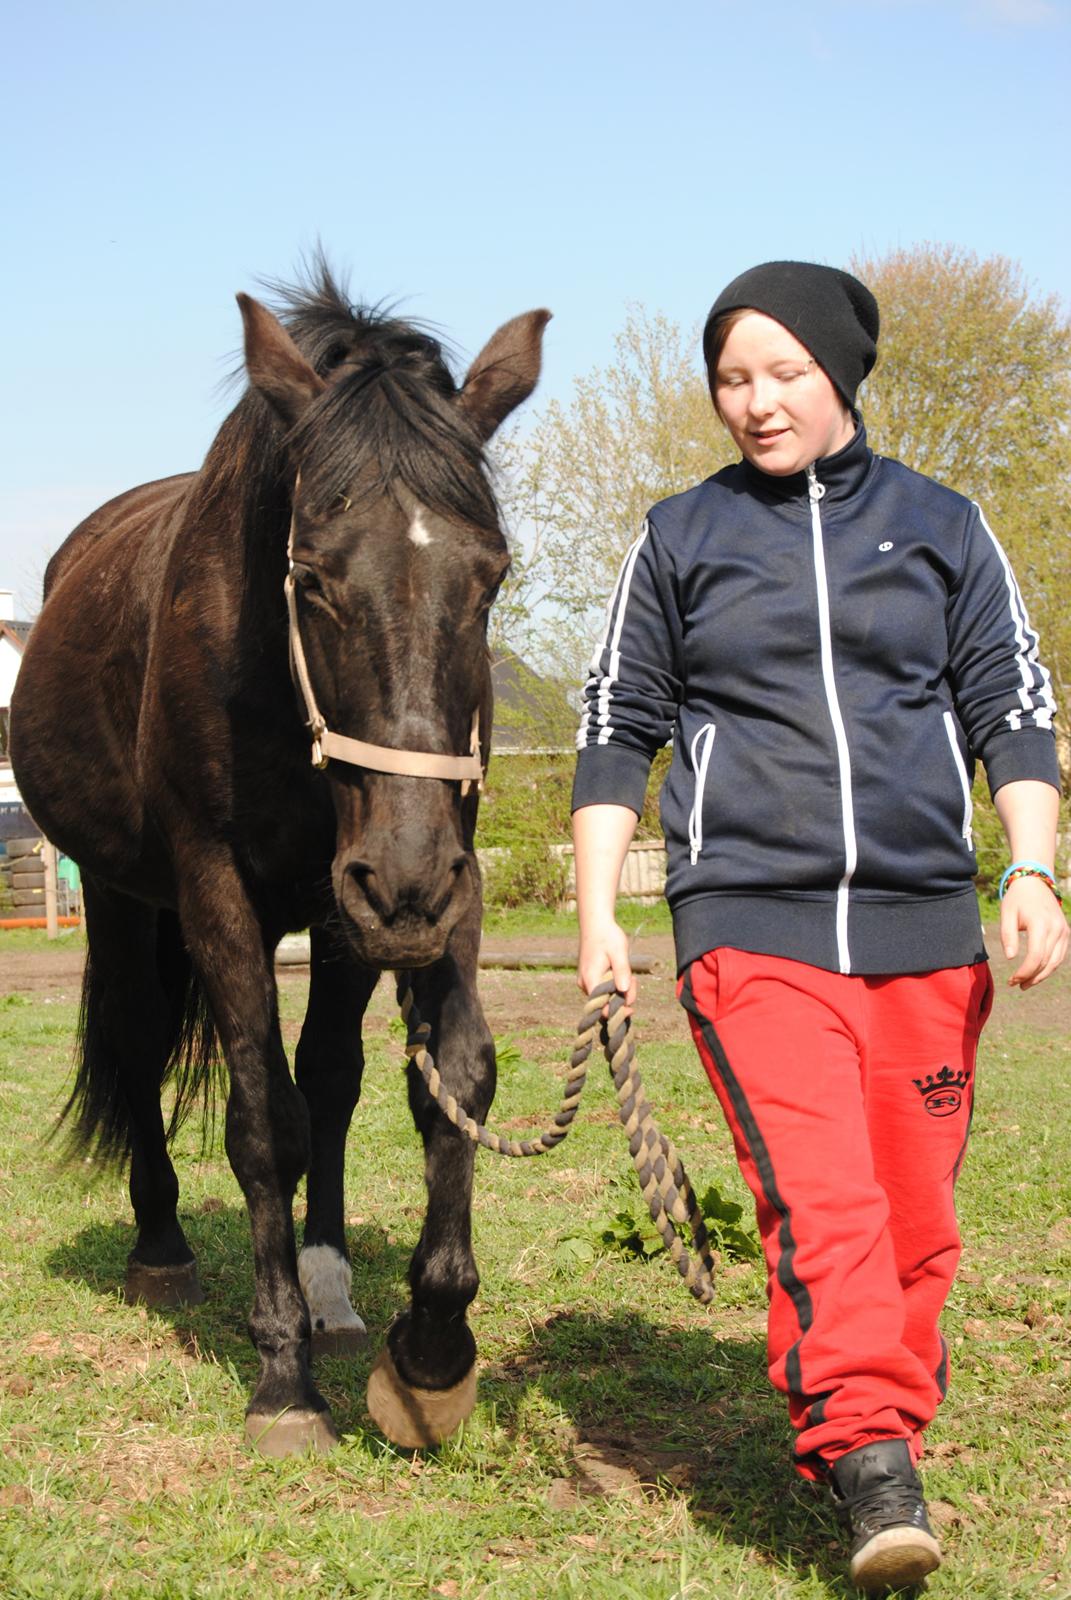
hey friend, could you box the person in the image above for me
[572,260,1067,1594]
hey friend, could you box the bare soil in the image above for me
[1,925,1068,1043]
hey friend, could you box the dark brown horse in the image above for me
[10,268,549,1455]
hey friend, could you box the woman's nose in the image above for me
[747,376,778,416]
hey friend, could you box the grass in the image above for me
[481,899,672,942]
[0,947,1068,1599]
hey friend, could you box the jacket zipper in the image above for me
[688,722,716,864]
[807,463,858,974]
[942,710,974,849]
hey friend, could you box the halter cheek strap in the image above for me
[285,481,484,796]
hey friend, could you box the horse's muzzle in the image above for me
[334,851,472,968]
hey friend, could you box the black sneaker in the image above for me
[830,1440,942,1593]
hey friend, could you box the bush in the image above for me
[478,755,573,908]
[477,748,673,909]
[971,776,1005,898]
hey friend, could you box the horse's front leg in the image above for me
[367,907,495,1448]
[296,925,378,1356]
[178,863,336,1457]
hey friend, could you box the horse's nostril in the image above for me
[345,860,374,893]
[344,859,386,918]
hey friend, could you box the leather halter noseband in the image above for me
[284,481,484,796]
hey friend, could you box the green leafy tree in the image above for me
[851,245,1071,768]
[493,306,731,686]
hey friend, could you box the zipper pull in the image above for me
[806,464,826,501]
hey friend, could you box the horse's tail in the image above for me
[60,908,222,1168]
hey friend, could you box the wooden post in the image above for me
[43,840,59,940]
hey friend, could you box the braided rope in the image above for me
[396,974,716,1305]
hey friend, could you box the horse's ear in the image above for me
[237,293,326,427]
[458,310,552,440]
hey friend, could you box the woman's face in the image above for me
[713,312,855,477]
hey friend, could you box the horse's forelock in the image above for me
[282,341,499,535]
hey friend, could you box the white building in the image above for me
[0,590,35,828]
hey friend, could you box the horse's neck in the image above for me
[177,457,293,692]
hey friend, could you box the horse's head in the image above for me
[238,286,550,968]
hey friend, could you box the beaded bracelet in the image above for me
[998,860,1063,904]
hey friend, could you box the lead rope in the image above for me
[396,972,716,1305]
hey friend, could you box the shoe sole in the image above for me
[850,1526,942,1592]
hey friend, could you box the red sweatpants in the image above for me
[679,948,993,1478]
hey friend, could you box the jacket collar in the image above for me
[740,420,874,506]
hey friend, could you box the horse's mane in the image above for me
[200,262,499,536]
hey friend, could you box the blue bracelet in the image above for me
[998,859,1056,899]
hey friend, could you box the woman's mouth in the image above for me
[752,428,789,444]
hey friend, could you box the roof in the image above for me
[0,621,31,650]
[490,650,575,753]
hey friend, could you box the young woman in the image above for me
[572,261,1067,1594]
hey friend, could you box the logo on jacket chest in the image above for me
[913,1064,971,1117]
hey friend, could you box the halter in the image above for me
[284,478,484,795]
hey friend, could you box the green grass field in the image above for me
[0,937,1068,1599]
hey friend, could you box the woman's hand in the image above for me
[1000,875,1069,988]
[572,803,640,1016]
[577,919,636,1014]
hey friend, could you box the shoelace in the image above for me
[849,1483,927,1534]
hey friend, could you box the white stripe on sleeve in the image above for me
[576,522,650,749]
[975,505,1056,731]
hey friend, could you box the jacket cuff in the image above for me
[571,744,653,816]
[983,728,1062,798]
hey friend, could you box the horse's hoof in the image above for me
[311,1324,368,1359]
[366,1344,477,1449]
[124,1258,205,1308]
[245,1407,339,1458]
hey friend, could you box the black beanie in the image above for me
[703,261,880,408]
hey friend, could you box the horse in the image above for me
[10,267,550,1456]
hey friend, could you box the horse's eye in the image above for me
[291,562,321,593]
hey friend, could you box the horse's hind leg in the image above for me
[77,881,203,1307]
[367,910,494,1448]
[295,926,377,1356]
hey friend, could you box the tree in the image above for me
[492,306,732,686]
[851,245,1071,741]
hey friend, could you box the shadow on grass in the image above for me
[44,1203,414,1434]
[487,1307,851,1595]
[46,1219,850,1587]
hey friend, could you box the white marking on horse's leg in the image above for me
[408,508,433,547]
[298,1244,367,1336]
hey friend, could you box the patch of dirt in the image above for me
[0,943,85,997]
[14,1326,202,1379]
[5,924,1069,1042]
[546,1420,709,1508]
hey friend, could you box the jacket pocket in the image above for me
[688,723,716,864]
[942,711,974,850]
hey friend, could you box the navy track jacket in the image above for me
[572,426,1060,976]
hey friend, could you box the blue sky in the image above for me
[3,0,1068,615]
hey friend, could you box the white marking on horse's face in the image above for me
[297,1243,367,1335]
[409,508,433,547]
